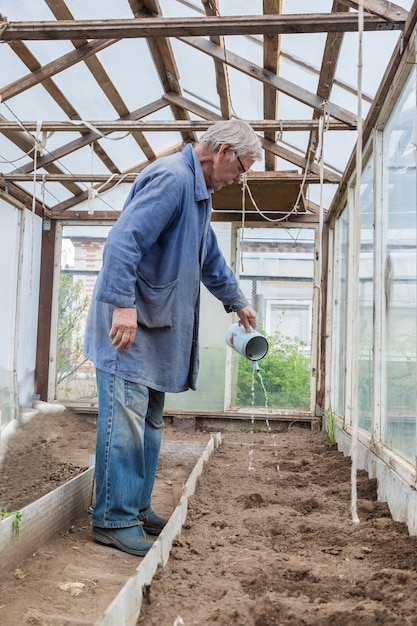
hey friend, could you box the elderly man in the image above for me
[84,119,263,556]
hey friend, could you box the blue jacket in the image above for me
[84,143,248,393]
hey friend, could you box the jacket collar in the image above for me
[183,143,211,202]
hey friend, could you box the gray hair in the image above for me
[199,119,262,161]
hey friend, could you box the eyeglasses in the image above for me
[234,151,248,174]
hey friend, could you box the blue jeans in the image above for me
[93,369,165,529]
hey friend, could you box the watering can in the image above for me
[225,323,268,362]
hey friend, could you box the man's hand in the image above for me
[110,306,137,350]
[237,305,257,332]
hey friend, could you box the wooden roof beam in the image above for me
[260,135,341,183]
[305,1,349,165]
[162,92,342,183]
[263,0,282,171]
[0,14,404,41]
[179,36,357,126]
[129,0,196,145]
[1,39,115,102]
[0,179,48,217]
[0,113,83,202]
[43,0,156,161]
[4,39,121,174]
[257,44,374,102]
[3,171,333,184]
[202,0,233,120]
[329,0,417,216]
[338,0,408,22]
[7,40,79,120]
[0,119,354,132]
[7,98,169,176]
[49,143,184,216]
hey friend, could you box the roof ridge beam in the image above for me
[0,119,354,132]
[0,14,404,41]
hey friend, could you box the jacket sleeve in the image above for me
[201,226,249,313]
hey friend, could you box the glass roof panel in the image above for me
[96,40,164,112]
[64,0,133,19]
[0,0,414,214]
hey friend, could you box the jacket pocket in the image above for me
[136,273,178,328]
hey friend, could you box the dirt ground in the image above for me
[1,407,417,625]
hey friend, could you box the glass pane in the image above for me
[232,227,315,410]
[382,69,417,462]
[165,223,234,412]
[334,208,348,418]
[55,225,110,402]
[358,158,374,432]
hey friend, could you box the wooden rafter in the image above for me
[179,36,357,126]
[0,120,354,133]
[0,111,84,205]
[3,172,335,184]
[202,0,232,120]
[0,14,404,41]
[129,0,196,145]
[43,0,156,162]
[260,135,341,183]
[0,180,46,216]
[305,0,349,166]
[49,143,184,215]
[1,39,115,101]
[3,38,120,188]
[162,92,341,183]
[263,0,282,171]
[269,47,373,103]
[338,0,408,22]
[7,40,78,119]
[3,41,86,200]
[329,0,417,216]
[8,99,168,176]
[0,1,412,219]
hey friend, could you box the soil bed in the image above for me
[1,410,417,625]
[139,427,417,626]
[0,406,95,511]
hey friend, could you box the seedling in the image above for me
[0,508,23,538]
[325,401,337,445]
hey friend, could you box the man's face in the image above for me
[210,143,254,191]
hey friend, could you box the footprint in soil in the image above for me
[294,497,320,515]
[236,493,266,509]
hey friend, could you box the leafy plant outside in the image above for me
[236,327,311,409]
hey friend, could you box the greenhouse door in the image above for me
[225,226,318,415]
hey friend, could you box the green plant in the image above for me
[325,400,337,445]
[0,508,23,538]
[236,327,310,409]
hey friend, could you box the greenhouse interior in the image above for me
[1,1,417,621]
